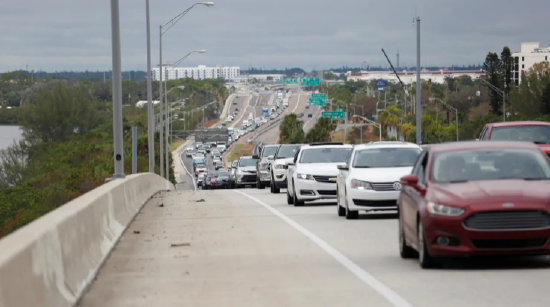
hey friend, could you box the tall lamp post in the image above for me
[162,50,205,180]
[158,2,214,179]
[145,0,155,173]
[110,0,125,179]
[429,98,459,141]
[413,17,422,145]
[353,115,382,142]
[478,77,506,122]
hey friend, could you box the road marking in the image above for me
[233,190,415,307]
[179,144,196,190]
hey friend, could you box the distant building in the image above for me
[346,70,483,85]
[227,74,284,84]
[152,64,240,81]
[512,42,550,85]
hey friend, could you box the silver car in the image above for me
[254,144,281,189]
[234,156,259,188]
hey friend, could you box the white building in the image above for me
[346,70,483,85]
[512,42,550,85]
[152,64,240,81]
[226,74,285,84]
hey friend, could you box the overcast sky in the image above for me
[1,0,549,72]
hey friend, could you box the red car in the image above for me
[398,141,550,268]
[478,121,550,156]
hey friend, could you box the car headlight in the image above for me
[297,173,314,180]
[274,164,285,169]
[259,163,269,171]
[350,179,372,190]
[427,202,464,216]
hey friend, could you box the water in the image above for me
[0,126,23,151]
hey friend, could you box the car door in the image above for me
[287,149,301,196]
[400,151,428,243]
[338,149,353,204]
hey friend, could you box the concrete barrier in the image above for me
[0,173,174,307]
[219,93,236,119]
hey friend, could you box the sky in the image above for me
[1,0,549,72]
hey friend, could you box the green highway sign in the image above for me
[311,93,327,100]
[299,77,320,86]
[336,108,343,112]
[322,111,345,119]
[372,114,376,118]
[285,78,298,84]
[309,98,326,106]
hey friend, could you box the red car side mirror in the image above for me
[400,174,418,186]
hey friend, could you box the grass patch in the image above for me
[169,139,187,152]
[225,144,255,163]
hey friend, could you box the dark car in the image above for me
[297,113,304,118]
[308,113,312,118]
[398,141,550,268]
[478,121,550,156]
[215,171,231,189]
[306,105,310,109]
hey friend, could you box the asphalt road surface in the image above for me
[80,187,550,307]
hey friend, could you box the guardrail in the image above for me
[252,141,263,156]
[249,118,284,142]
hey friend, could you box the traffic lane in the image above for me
[79,190,395,307]
[241,189,550,307]
[255,94,304,144]
[303,105,322,133]
[229,95,250,128]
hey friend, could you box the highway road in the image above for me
[79,187,550,307]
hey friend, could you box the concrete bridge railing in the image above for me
[0,173,174,307]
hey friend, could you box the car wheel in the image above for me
[399,217,417,259]
[293,183,304,207]
[286,188,294,205]
[336,188,345,217]
[418,219,440,269]
[272,176,280,194]
[257,178,265,189]
[345,191,358,220]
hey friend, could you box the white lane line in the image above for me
[180,144,196,190]
[233,190,415,307]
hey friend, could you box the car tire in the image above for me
[286,188,294,205]
[293,183,304,207]
[272,176,281,194]
[257,178,265,189]
[345,191,358,220]
[399,217,417,259]
[336,189,345,217]
[418,219,440,269]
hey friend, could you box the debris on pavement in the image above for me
[133,230,140,234]
[158,203,164,207]
[171,243,191,247]
[196,199,205,202]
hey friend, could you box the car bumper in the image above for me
[272,169,287,187]
[347,190,399,211]
[236,173,257,185]
[423,213,550,257]
[294,179,337,201]
[258,171,271,182]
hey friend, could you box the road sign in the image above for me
[336,108,343,112]
[372,114,376,118]
[285,78,298,84]
[309,98,326,106]
[322,111,345,119]
[375,80,387,87]
[311,93,327,100]
[299,77,320,86]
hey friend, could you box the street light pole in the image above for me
[429,98,459,141]
[414,17,422,145]
[110,0,125,179]
[145,0,155,173]
[479,77,506,122]
[354,115,381,141]
[158,25,164,178]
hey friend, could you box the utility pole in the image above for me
[158,26,164,178]
[414,17,422,145]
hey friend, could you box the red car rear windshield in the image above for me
[489,125,550,144]
[431,149,550,183]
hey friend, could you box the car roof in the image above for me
[263,144,280,148]
[429,141,541,153]
[354,142,421,150]
[301,144,353,150]
[487,121,550,128]
[240,155,254,159]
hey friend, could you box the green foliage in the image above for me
[279,113,306,144]
[306,117,336,142]
[18,84,99,142]
[483,51,503,114]
[542,84,550,116]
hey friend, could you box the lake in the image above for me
[0,126,23,151]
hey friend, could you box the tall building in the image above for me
[512,42,550,85]
[152,64,240,81]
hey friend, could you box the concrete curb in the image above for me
[0,174,174,307]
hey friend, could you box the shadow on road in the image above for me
[442,255,550,270]
[358,212,398,220]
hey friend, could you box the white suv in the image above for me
[286,143,353,206]
[270,144,302,193]
[336,142,422,219]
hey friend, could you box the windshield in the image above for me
[353,147,421,168]
[489,125,550,144]
[276,146,300,158]
[262,146,279,157]
[299,148,352,163]
[239,158,258,167]
[431,149,550,183]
